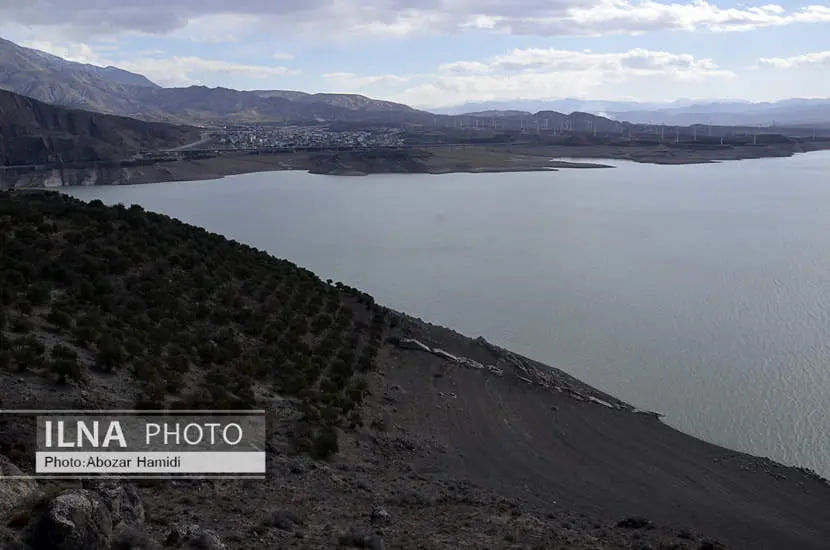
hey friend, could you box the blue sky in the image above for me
[1,0,829,108]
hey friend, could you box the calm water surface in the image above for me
[64,151,830,477]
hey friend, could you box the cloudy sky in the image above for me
[1,0,829,108]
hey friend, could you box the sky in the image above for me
[0,0,829,109]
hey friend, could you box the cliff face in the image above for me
[0,89,198,166]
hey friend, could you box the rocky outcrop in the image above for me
[13,481,151,550]
[397,338,504,377]
[0,455,38,518]
[263,509,303,531]
[165,523,227,549]
[82,480,145,535]
[29,489,113,550]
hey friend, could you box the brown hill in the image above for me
[0,36,427,125]
[0,88,198,166]
[0,37,159,117]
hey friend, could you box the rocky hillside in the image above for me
[0,37,158,115]
[0,37,426,125]
[1,192,830,549]
[252,90,417,113]
[0,89,198,166]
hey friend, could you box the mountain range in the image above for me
[0,37,422,125]
[442,98,830,127]
[1,35,829,128]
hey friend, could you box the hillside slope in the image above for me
[0,88,198,165]
[0,37,427,124]
[1,192,829,549]
[0,37,158,116]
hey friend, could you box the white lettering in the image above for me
[223,423,243,445]
[164,423,179,445]
[44,421,127,449]
[77,421,98,447]
[183,423,203,445]
[57,421,74,447]
[102,422,127,448]
[145,423,160,445]
[204,423,221,444]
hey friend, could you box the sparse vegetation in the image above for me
[0,191,394,453]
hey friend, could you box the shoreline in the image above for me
[3,141,830,188]
[381,309,830,549]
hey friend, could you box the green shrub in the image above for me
[347,410,363,429]
[96,335,124,371]
[54,357,82,384]
[71,325,96,347]
[0,193,388,436]
[310,427,339,459]
[51,344,77,361]
[26,282,51,306]
[47,308,72,330]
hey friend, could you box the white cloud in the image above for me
[757,51,830,69]
[119,57,298,87]
[554,0,830,34]
[19,40,110,65]
[485,47,725,75]
[323,72,410,88]
[438,61,493,74]
[385,47,735,107]
[16,38,298,87]
[166,13,263,43]
[273,52,295,61]
[1,0,830,39]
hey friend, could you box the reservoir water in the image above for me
[64,151,830,478]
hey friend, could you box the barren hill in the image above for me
[0,88,198,166]
[0,37,426,125]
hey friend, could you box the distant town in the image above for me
[214,125,406,150]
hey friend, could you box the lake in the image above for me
[63,151,830,478]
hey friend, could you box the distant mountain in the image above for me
[464,110,532,118]
[0,36,162,117]
[7,36,825,128]
[0,88,197,166]
[252,90,416,113]
[438,99,678,116]
[0,37,159,90]
[250,90,311,101]
[0,37,425,125]
[608,99,830,126]
[440,97,830,126]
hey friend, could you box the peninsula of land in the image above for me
[5,140,830,188]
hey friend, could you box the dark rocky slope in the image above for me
[0,89,198,166]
